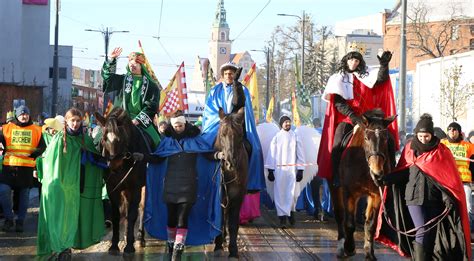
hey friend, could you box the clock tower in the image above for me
[209,0,231,78]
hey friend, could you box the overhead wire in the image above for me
[232,0,272,42]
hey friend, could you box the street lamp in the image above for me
[250,48,271,110]
[277,11,305,88]
[85,27,129,61]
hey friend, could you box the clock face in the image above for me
[219,47,227,54]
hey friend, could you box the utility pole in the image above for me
[301,10,305,88]
[51,0,59,116]
[85,27,129,61]
[400,0,407,132]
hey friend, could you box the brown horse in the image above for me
[213,107,248,259]
[95,107,149,256]
[331,109,396,260]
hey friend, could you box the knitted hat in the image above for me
[447,122,462,133]
[279,115,291,127]
[15,105,30,118]
[414,113,434,135]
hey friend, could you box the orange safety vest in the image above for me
[441,139,474,183]
[2,122,42,168]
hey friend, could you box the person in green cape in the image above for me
[37,108,105,259]
[101,47,161,149]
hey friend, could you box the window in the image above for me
[220,32,226,41]
[470,39,474,50]
[49,67,67,79]
[451,25,459,40]
[365,48,372,58]
[470,25,474,35]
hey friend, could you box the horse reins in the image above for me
[377,186,451,237]
[218,143,245,209]
[107,153,138,193]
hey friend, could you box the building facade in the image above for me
[71,66,104,114]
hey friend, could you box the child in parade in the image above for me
[36,108,104,259]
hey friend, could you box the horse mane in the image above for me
[215,112,244,151]
[105,107,133,145]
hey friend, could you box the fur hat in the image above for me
[447,122,462,133]
[279,115,291,127]
[219,62,239,76]
[414,113,434,135]
[15,105,30,118]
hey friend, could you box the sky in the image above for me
[51,0,397,85]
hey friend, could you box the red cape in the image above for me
[317,77,399,180]
[375,142,471,259]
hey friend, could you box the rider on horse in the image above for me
[101,47,161,150]
[317,45,399,187]
[201,62,264,192]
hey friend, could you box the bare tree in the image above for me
[439,64,474,121]
[406,1,466,58]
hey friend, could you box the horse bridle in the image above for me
[364,128,388,162]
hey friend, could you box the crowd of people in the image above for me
[0,46,473,261]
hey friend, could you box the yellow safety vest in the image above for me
[2,122,42,168]
[441,139,474,183]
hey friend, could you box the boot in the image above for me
[57,248,71,261]
[289,212,296,226]
[412,242,425,261]
[15,219,24,232]
[2,219,15,232]
[171,242,184,261]
[167,241,174,260]
[279,216,287,228]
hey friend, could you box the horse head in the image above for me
[215,107,245,172]
[95,107,134,171]
[360,109,396,184]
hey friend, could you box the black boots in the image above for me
[167,241,174,260]
[279,216,287,228]
[412,242,425,261]
[171,243,184,261]
[289,211,296,226]
[15,219,24,232]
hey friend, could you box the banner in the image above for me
[266,96,274,123]
[159,62,189,117]
[242,63,260,121]
[291,89,301,127]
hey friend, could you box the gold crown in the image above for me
[348,41,366,55]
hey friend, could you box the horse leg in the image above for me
[228,199,243,259]
[330,186,346,258]
[343,193,358,257]
[364,195,381,261]
[123,190,140,255]
[136,186,146,248]
[108,196,121,255]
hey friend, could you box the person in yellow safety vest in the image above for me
[0,105,45,232]
[440,121,474,231]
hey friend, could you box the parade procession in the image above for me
[2,0,474,260]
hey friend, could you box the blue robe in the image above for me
[144,135,222,245]
[201,82,265,190]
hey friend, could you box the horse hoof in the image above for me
[345,249,356,257]
[123,245,136,254]
[108,248,120,256]
[214,249,225,257]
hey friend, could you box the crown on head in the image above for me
[348,41,366,55]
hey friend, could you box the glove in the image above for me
[377,51,392,66]
[296,170,303,182]
[268,169,275,182]
[349,113,364,126]
[132,152,144,161]
[442,192,454,209]
[214,151,225,160]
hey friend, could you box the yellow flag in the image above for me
[266,96,274,123]
[242,63,259,121]
[291,89,301,127]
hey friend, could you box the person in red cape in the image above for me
[375,114,471,260]
[317,47,399,186]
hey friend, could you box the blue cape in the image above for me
[144,135,222,245]
[201,82,265,190]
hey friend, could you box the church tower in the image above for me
[209,0,231,78]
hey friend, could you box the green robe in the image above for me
[101,59,161,149]
[37,131,104,256]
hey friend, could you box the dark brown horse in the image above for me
[213,107,248,259]
[331,109,396,260]
[95,107,149,256]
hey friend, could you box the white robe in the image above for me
[265,129,305,216]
